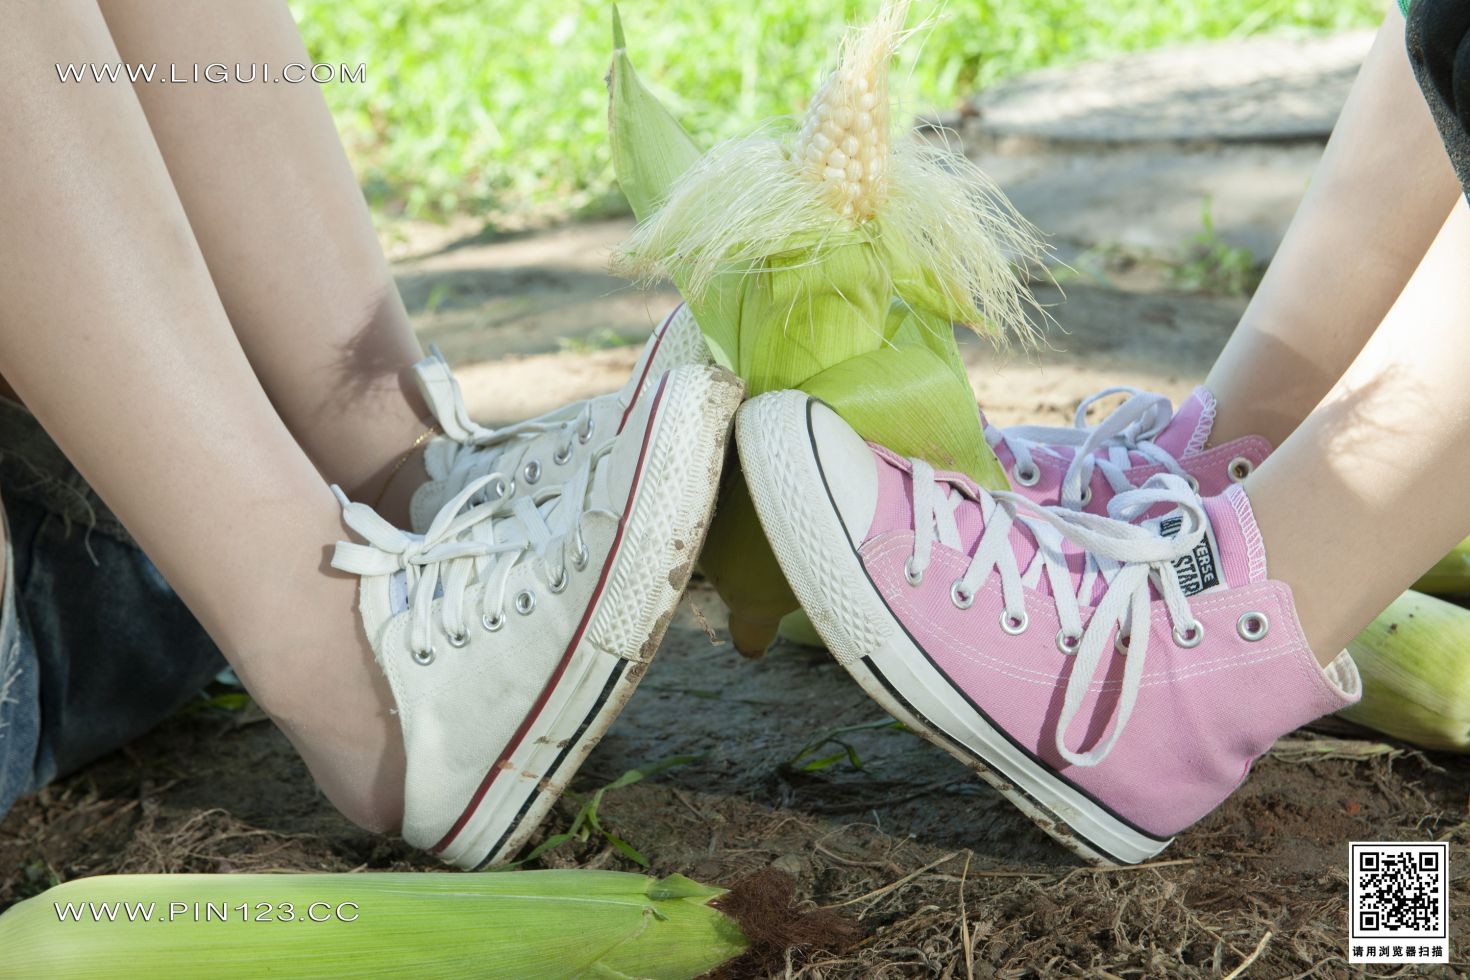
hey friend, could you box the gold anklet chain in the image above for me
[370,424,440,512]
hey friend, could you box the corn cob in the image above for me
[1338,590,1470,752]
[1412,536,1470,596]
[0,870,749,979]
[609,2,1042,654]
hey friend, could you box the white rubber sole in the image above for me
[437,365,743,869]
[737,391,1172,866]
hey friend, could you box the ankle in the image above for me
[278,717,406,834]
[1201,395,1298,451]
[221,580,408,833]
[358,441,430,528]
[1242,474,1364,667]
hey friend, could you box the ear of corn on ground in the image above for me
[0,870,749,979]
[608,2,1038,654]
[1339,589,1470,753]
[1412,536,1470,596]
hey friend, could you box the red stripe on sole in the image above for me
[431,374,671,855]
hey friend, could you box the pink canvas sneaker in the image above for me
[986,386,1272,513]
[739,391,1359,865]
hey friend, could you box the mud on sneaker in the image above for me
[739,391,1359,865]
[332,363,742,869]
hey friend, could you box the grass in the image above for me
[514,755,703,868]
[1053,196,1265,297]
[1170,197,1264,297]
[289,0,1382,225]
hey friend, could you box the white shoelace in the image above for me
[985,387,1192,509]
[907,462,1206,767]
[416,347,599,502]
[332,450,610,661]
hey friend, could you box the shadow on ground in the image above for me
[4,586,1467,976]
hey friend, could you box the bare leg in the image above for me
[95,0,429,525]
[0,1,401,830]
[1248,196,1470,663]
[1205,6,1461,447]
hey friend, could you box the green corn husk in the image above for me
[608,6,739,372]
[1412,536,1470,596]
[608,2,1040,654]
[778,607,827,648]
[1339,590,1470,752]
[803,344,1002,482]
[0,871,749,979]
[701,458,797,653]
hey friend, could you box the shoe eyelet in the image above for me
[412,646,435,666]
[1079,486,1093,506]
[1114,631,1131,655]
[447,629,469,649]
[1236,611,1269,641]
[950,581,975,609]
[1013,463,1041,487]
[1000,610,1029,635]
[482,612,505,632]
[548,567,568,593]
[577,418,596,444]
[1172,621,1204,648]
[514,590,537,615]
[490,476,513,499]
[1228,457,1253,482]
[1186,474,1201,493]
[570,541,590,570]
[523,460,542,484]
[554,444,572,465]
[1056,630,1081,655]
[904,557,924,587]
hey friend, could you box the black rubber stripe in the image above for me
[473,657,630,869]
[803,398,1170,848]
[860,655,1131,865]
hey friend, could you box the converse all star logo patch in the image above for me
[1158,513,1221,596]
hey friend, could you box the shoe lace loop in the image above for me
[986,387,1189,509]
[332,449,608,659]
[908,461,1205,767]
[415,345,598,499]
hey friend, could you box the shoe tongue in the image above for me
[895,458,1263,606]
[1134,484,1264,594]
[1151,386,1217,459]
[422,437,462,483]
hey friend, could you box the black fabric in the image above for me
[1406,0,1470,200]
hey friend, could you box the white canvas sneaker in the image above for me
[332,363,743,869]
[409,305,712,532]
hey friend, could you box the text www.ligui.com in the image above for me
[56,63,366,84]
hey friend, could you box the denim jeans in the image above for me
[0,398,223,820]
[1406,0,1470,201]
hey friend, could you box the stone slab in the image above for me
[964,30,1373,145]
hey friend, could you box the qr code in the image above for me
[1349,842,1449,964]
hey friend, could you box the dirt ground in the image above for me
[4,584,1468,977]
[5,254,1467,975]
[4,35,1469,979]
